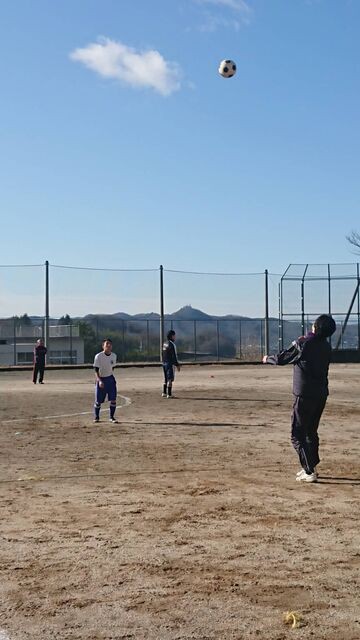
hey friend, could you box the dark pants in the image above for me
[33,363,45,383]
[291,394,327,473]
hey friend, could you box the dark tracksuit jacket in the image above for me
[162,340,179,383]
[162,340,179,366]
[33,345,47,382]
[266,332,332,473]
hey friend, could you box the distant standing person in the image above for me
[162,330,180,398]
[33,338,47,384]
[93,338,118,423]
[262,314,336,483]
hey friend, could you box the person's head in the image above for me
[167,330,176,342]
[312,315,336,339]
[102,338,113,354]
[37,338,44,346]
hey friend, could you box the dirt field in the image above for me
[0,364,359,640]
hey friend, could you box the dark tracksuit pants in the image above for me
[33,363,45,383]
[291,394,327,474]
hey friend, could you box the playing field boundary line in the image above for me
[2,395,131,424]
[0,467,229,484]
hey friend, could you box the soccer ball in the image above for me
[218,59,237,78]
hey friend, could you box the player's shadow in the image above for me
[132,421,270,428]
[179,397,282,402]
[318,476,360,485]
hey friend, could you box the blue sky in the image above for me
[1,0,360,315]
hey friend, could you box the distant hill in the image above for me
[22,304,277,324]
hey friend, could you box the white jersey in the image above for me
[93,351,117,377]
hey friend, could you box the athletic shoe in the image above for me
[93,417,100,423]
[109,418,118,424]
[296,468,318,479]
[166,394,175,399]
[296,469,317,483]
[161,393,167,397]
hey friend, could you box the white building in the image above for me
[0,324,84,366]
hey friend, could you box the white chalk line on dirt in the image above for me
[2,395,132,424]
[0,630,11,640]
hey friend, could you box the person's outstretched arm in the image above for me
[263,338,304,366]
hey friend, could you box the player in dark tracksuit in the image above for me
[262,314,336,483]
[33,339,47,384]
[162,330,180,398]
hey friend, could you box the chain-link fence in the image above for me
[4,261,358,365]
[280,263,360,353]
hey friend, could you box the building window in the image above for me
[17,352,34,364]
[48,350,77,365]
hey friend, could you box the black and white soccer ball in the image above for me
[218,59,237,78]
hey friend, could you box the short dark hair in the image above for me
[102,338,112,344]
[167,330,176,340]
[314,315,336,338]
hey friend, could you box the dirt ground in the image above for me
[0,364,359,640]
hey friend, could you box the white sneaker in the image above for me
[296,468,318,479]
[296,469,317,483]
[109,418,118,424]
[166,394,175,399]
[162,393,167,397]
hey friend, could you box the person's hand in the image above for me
[98,380,104,388]
[177,366,181,372]
[262,355,268,364]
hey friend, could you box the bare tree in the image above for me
[346,230,360,253]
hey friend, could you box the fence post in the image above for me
[194,320,197,362]
[159,265,165,361]
[357,264,360,351]
[70,322,73,364]
[13,316,17,365]
[239,320,242,360]
[146,319,150,361]
[45,261,49,358]
[264,269,269,355]
[216,319,220,361]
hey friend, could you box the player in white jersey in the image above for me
[93,339,118,423]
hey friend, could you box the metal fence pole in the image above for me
[328,264,333,348]
[239,320,242,360]
[216,320,220,361]
[159,265,164,361]
[70,322,73,364]
[279,280,283,350]
[301,265,308,337]
[146,320,150,361]
[13,316,16,365]
[45,261,49,359]
[194,320,197,362]
[357,264,360,351]
[264,269,269,355]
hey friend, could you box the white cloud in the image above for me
[198,14,241,31]
[193,0,252,30]
[70,37,182,96]
[195,0,251,14]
